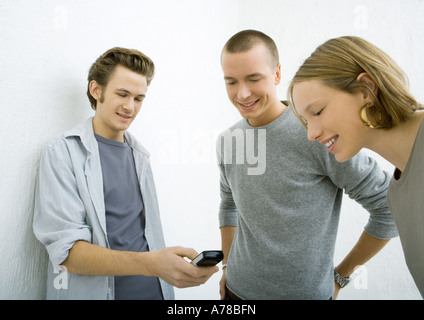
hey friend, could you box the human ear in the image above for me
[356,72,378,98]
[88,80,102,101]
[274,64,282,85]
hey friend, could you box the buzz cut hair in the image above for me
[222,29,280,68]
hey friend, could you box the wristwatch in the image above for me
[334,269,351,288]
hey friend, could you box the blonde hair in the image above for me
[288,36,422,129]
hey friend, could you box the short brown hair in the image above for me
[87,47,155,110]
[288,36,422,129]
[222,29,280,69]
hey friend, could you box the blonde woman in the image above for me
[288,36,424,297]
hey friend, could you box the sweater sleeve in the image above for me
[218,165,238,227]
[319,149,399,239]
[216,133,238,227]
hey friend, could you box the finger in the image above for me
[172,246,199,260]
[188,264,219,277]
[172,272,215,288]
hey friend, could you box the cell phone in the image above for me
[191,250,224,267]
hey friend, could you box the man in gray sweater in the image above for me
[217,30,398,300]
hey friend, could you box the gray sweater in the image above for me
[388,118,424,297]
[217,108,398,299]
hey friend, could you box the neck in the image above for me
[365,112,424,172]
[92,117,125,143]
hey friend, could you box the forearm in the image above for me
[62,241,219,288]
[62,240,154,276]
[336,230,390,277]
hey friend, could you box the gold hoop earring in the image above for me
[360,103,375,128]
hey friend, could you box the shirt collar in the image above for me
[64,117,150,157]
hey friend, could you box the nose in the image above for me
[237,83,251,101]
[122,99,135,113]
[307,122,322,142]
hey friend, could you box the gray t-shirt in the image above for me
[388,119,424,298]
[95,134,163,300]
[217,107,398,299]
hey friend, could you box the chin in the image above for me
[238,108,260,120]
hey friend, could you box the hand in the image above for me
[149,246,219,288]
[219,268,227,300]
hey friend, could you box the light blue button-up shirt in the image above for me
[33,117,174,300]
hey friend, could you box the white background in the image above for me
[0,0,423,299]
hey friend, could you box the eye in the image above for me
[314,107,325,116]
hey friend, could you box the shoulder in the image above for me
[40,119,93,164]
[43,133,72,156]
[39,134,88,173]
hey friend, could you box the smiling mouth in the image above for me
[238,99,260,110]
[321,135,338,152]
[117,113,131,119]
[325,137,336,148]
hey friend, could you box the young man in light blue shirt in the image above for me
[33,47,218,299]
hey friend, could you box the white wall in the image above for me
[0,0,422,299]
